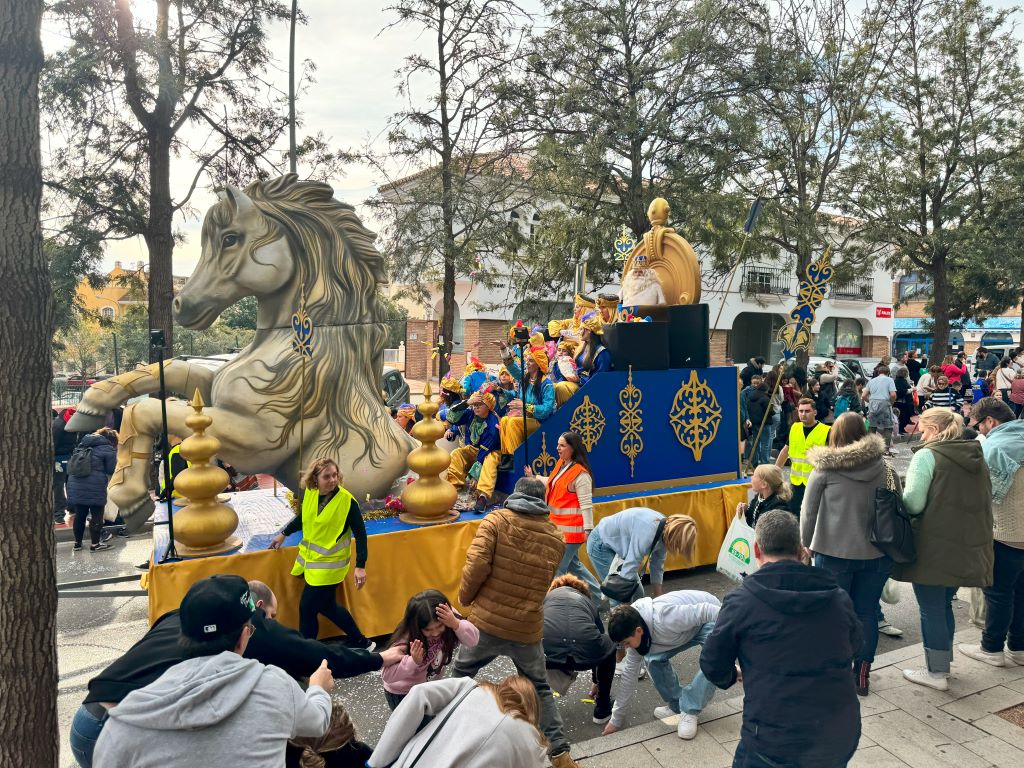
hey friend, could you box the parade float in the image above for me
[69,177,749,638]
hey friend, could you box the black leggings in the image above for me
[298,582,366,642]
[73,504,105,546]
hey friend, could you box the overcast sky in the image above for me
[41,0,1019,278]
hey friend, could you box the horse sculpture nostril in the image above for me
[172,296,182,316]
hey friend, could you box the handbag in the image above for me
[870,463,916,564]
[387,681,477,768]
[601,518,666,601]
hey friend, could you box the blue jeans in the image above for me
[70,704,107,767]
[646,621,718,715]
[556,542,603,608]
[913,584,958,673]
[982,541,1024,654]
[755,414,779,466]
[586,528,643,604]
[814,553,892,663]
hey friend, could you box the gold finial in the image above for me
[647,197,670,227]
[170,388,242,556]
[400,383,458,525]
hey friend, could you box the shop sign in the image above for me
[875,306,893,318]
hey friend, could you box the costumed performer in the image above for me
[394,403,418,434]
[552,311,612,407]
[551,340,581,408]
[438,375,468,443]
[597,293,620,324]
[446,391,501,510]
[491,365,519,416]
[548,292,596,340]
[461,356,490,396]
[525,431,602,604]
[620,252,666,308]
[271,458,374,649]
[499,345,556,457]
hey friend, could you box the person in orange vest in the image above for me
[526,431,602,606]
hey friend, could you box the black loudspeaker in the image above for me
[603,321,669,370]
[626,303,710,368]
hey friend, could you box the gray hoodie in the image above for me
[93,651,331,768]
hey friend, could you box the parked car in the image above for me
[777,356,856,383]
[840,358,881,378]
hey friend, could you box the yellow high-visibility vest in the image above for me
[159,444,189,498]
[788,422,831,487]
[290,486,354,587]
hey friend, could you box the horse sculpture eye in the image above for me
[222,233,239,248]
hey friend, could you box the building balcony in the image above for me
[740,266,792,296]
[830,279,874,301]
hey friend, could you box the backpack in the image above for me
[68,445,94,478]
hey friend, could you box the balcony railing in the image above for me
[830,279,874,301]
[741,266,792,296]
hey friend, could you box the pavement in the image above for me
[574,624,1024,768]
[54,436,980,768]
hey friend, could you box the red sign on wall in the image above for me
[876,306,893,318]
[836,346,863,356]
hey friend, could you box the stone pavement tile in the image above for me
[721,739,738,756]
[699,698,742,725]
[963,734,1024,767]
[874,682,986,744]
[572,720,675,760]
[643,730,734,768]
[1005,676,1024,694]
[940,685,1024,723]
[874,644,930,669]
[856,731,877,748]
[848,745,911,767]
[946,659,1024,699]
[870,664,915,692]
[973,713,1024,750]
[702,712,742,744]
[579,744,652,767]
[861,710,991,768]
[859,690,900,717]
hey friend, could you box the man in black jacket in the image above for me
[700,511,862,768]
[69,578,402,768]
[740,357,766,389]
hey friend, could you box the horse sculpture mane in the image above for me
[202,174,401,465]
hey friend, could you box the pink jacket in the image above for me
[382,619,480,695]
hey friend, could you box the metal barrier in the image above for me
[57,574,146,599]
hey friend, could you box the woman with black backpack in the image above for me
[67,427,118,551]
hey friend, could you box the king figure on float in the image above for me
[67,175,415,530]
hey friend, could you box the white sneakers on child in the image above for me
[652,706,698,740]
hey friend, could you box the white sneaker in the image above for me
[878,620,903,638]
[1007,649,1024,666]
[958,643,1005,667]
[653,705,678,720]
[677,712,699,740]
[902,668,949,691]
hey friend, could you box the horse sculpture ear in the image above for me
[223,185,258,218]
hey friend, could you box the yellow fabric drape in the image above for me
[499,414,541,455]
[553,381,579,407]
[148,483,749,638]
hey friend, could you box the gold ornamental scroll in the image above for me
[621,198,702,305]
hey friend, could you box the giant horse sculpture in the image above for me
[68,175,414,529]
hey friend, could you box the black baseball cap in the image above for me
[180,575,255,641]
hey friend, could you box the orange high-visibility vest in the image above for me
[546,459,588,544]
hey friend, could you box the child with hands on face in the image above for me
[380,589,480,710]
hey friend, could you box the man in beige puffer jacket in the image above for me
[454,476,580,768]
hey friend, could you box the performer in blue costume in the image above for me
[552,311,612,406]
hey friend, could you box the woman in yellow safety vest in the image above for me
[270,458,373,649]
[526,431,602,606]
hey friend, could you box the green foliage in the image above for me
[838,0,1023,354]
[220,296,258,330]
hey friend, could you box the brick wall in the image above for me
[711,330,729,365]
[405,319,437,381]
[864,335,891,357]
[462,319,509,365]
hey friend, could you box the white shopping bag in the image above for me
[103,498,119,523]
[717,515,759,583]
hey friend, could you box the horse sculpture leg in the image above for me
[110,397,292,530]
[67,361,214,433]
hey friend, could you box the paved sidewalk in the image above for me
[573,625,1024,767]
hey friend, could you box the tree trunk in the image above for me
[930,251,950,359]
[0,1,60,764]
[146,128,175,360]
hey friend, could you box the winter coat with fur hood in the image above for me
[801,434,902,560]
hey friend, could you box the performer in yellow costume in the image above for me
[548,292,596,340]
[446,391,501,510]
